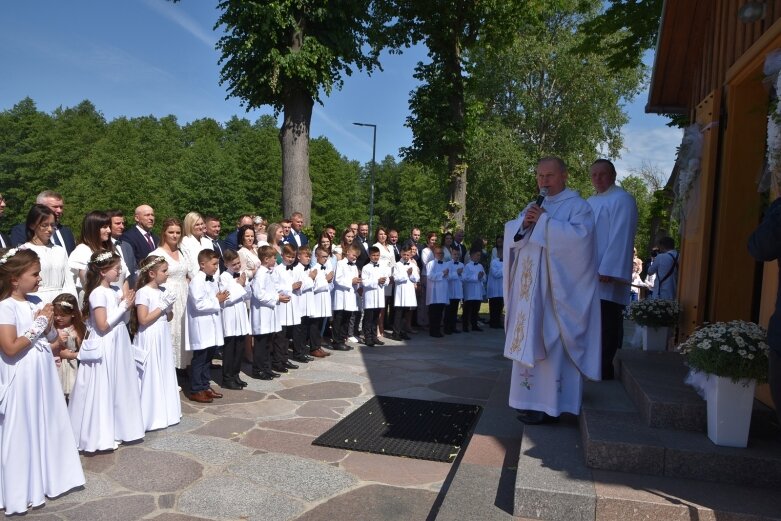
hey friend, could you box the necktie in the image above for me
[205,275,214,282]
[438,261,443,264]
[232,272,241,278]
[212,239,222,256]
[347,261,355,266]
[286,264,294,271]
[51,226,61,247]
[320,265,327,270]
[373,263,379,267]
[145,232,154,249]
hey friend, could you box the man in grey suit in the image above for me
[107,209,138,288]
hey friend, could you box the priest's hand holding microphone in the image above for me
[516,188,549,241]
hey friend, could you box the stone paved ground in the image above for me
[26,326,508,521]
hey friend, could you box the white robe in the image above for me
[503,188,602,416]
[587,185,638,306]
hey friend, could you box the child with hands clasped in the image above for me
[361,246,390,347]
[391,245,419,341]
[186,249,228,403]
[250,246,287,379]
[68,250,145,452]
[132,255,181,431]
[50,293,86,399]
[461,248,486,332]
[0,248,85,515]
[332,244,362,351]
[309,247,334,355]
[219,249,252,390]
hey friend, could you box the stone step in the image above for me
[580,380,781,488]
[617,350,706,431]
[512,401,781,521]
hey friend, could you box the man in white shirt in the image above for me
[587,159,638,380]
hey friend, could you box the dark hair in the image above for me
[222,249,239,263]
[237,224,255,249]
[52,293,86,340]
[374,226,387,243]
[368,246,380,255]
[658,236,675,250]
[591,158,617,179]
[105,209,124,219]
[79,211,112,253]
[281,244,297,257]
[81,250,121,317]
[25,204,56,241]
[135,255,168,291]
[340,228,354,247]
[297,245,311,256]
[0,249,40,300]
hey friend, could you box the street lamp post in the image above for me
[353,122,376,239]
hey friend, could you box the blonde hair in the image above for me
[182,212,203,237]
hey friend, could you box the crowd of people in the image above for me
[0,189,507,514]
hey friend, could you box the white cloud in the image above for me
[614,123,681,182]
[142,0,215,48]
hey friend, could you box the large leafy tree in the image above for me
[210,0,383,224]
[464,0,645,239]
[375,0,536,230]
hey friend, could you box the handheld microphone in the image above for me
[535,187,549,207]
[514,188,550,242]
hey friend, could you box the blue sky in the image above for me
[0,0,680,180]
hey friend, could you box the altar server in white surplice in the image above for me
[587,159,638,380]
[503,157,602,425]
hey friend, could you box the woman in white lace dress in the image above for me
[23,205,77,304]
[147,218,195,370]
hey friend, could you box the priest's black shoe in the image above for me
[375,340,385,346]
[250,371,274,381]
[283,361,299,370]
[272,365,288,373]
[517,410,559,425]
[235,376,248,387]
[332,343,351,351]
[290,355,310,363]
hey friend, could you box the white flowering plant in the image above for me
[627,299,679,328]
[677,321,770,384]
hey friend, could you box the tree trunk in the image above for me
[279,92,314,225]
[444,40,467,231]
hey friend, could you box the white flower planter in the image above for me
[641,326,668,351]
[705,375,756,448]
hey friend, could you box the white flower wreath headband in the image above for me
[139,256,166,273]
[89,251,114,265]
[0,245,29,266]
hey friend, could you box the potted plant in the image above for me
[677,320,770,447]
[626,299,680,351]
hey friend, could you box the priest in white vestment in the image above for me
[503,157,602,424]
[587,159,638,379]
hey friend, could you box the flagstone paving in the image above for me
[26,327,508,520]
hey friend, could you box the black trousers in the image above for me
[252,333,273,374]
[332,309,350,344]
[307,316,324,350]
[393,306,409,335]
[222,335,245,382]
[446,299,461,333]
[600,300,625,380]
[291,320,309,357]
[271,329,289,368]
[462,300,480,330]
[489,297,504,328]
[363,307,379,343]
[190,346,215,393]
[428,303,445,335]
